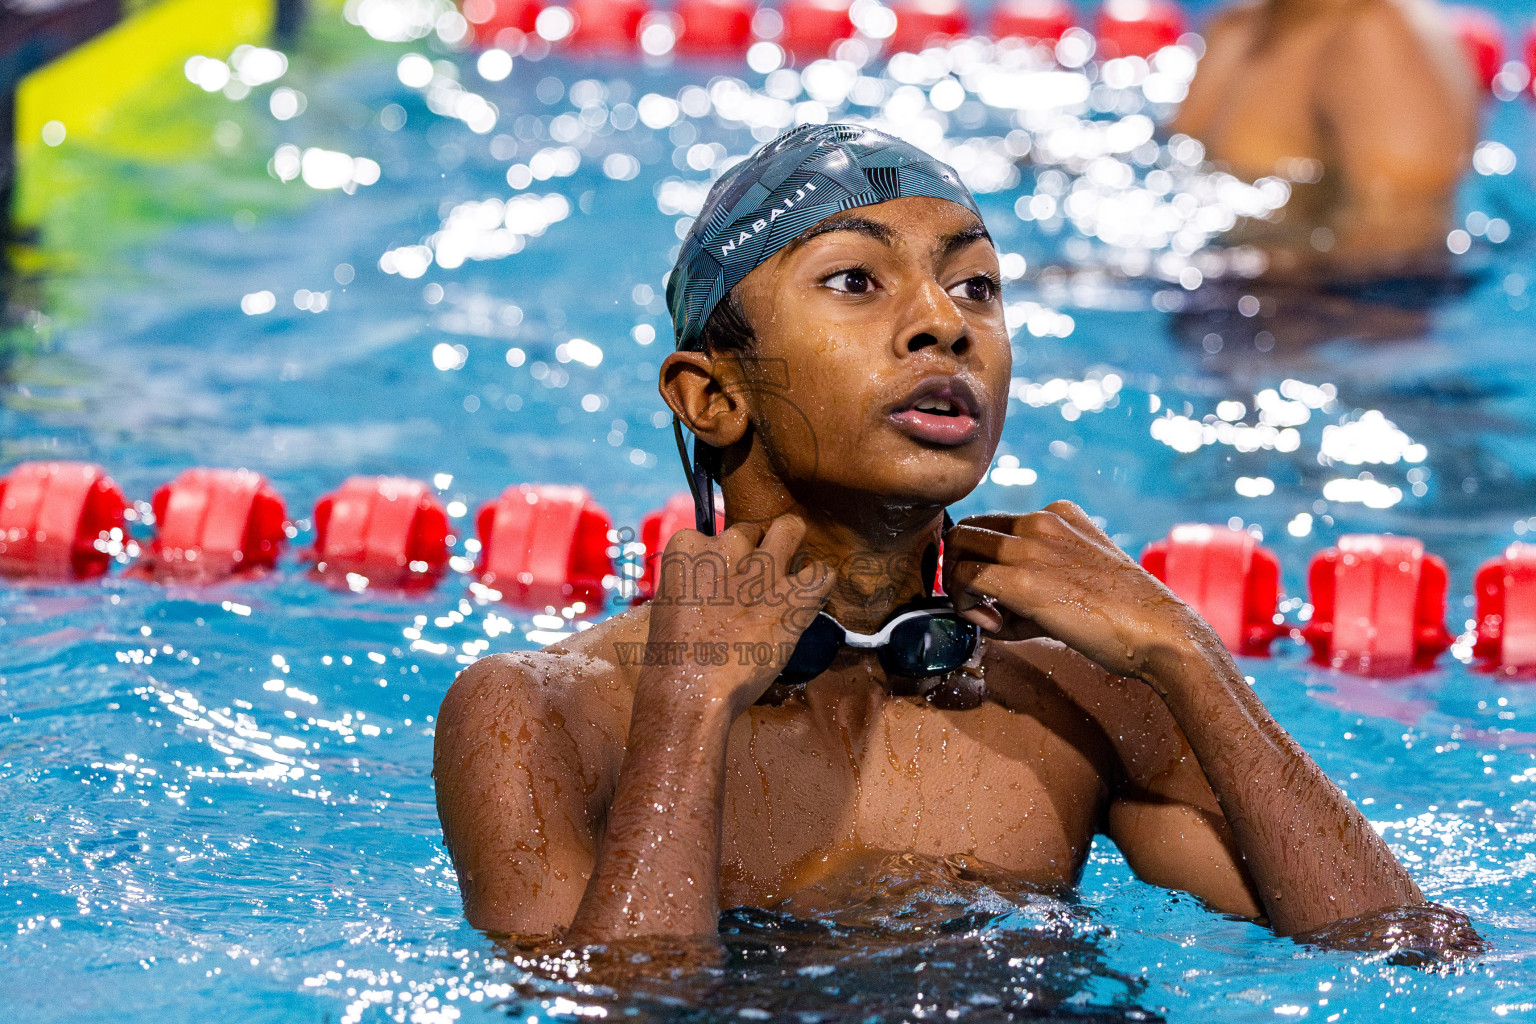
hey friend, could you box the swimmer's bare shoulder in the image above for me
[1170,0,1263,139]
[1316,0,1478,156]
[433,606,651,934]
[1310,0,1478,263]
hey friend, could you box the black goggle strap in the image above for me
[673,415,718,537]
[778,612,843,683]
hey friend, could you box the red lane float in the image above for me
[637,492,695,602]
[1473,543,1536,672]
[1095,0,1184,59]
[311,476,450,590]
[1448,6,1504,92]
[476,484,613,610]
[145,468,288,581]
[1140,523,1283,655]
[674,0,755,55]
[461,0,543,48]
[777,0,855,61]
[0,461,128,580]
[990,0,1076,45]
[1527,24,1536,99]
[567,0,650,51]
[1302,535,1452,676]
[887,0,969,56]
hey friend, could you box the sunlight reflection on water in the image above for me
[6,0,1536,1020]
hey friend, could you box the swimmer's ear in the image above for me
[659,350,752,449]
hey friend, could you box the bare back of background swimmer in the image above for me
[1174,0,1479,277]
[432,125,1479,953]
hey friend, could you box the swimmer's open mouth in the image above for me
[888,378,983,446]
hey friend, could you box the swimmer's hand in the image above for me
[943,500,1217,683]
[643,515,837,716]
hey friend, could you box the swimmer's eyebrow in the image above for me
[937,224,992,260]
[787,216,895,251]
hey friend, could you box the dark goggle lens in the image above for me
[880,615,979,678]
[780,613,844,683]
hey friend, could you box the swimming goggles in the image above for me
[778,597,980,685]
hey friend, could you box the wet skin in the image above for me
[434,197,1465,948]
[1174,0,1479,278]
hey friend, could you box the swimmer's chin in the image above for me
[858,452,990,501]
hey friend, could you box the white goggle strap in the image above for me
[839,608,939,649]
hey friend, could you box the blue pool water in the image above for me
[7,1,1536,1020]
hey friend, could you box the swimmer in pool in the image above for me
[1173,0,1479,278]
[434,125,1476,952]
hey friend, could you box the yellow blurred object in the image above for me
[16,0,273,157]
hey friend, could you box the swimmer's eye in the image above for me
[948,274,1001,303]
[822,267,878,295]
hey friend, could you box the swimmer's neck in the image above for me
[722,484,944,633]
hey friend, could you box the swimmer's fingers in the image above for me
[790,557,837,605]
[950,513,1027,538]
[950,506,1090,548]
[652,524,758,602]
[660,524,707,554]
[953,503,1108,546]
[756,514,807,575]
[944,506,1128,595]
[717,521,767,567]
[775,560,836,646]
[943,520,1046,588]
[750,515,836,624]
[947,560,1046,640]
[945,523,1025,562]
[760,514,836,602]
[949,561,1017,632]
[1040,500,1116,546]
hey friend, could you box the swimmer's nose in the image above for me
[895,278,969,359]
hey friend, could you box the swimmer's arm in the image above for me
[564,517,834,945]
[948,504,1428,937]
[433,648,741,943]
[1131,643,1428,935]
[1070,673,1266,919]
[433,654,612,935]
[1106,795,1264,919]
[1313,2,1477,270]
[563,673,739,943]
[1000,645,1265,918]
[1167,3,1259,142]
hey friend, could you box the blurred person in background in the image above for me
[1173,0,1480,280]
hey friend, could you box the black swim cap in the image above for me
[666,123,982,351]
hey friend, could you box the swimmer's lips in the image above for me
[887,378,984,447]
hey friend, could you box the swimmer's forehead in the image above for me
[668,123,983,349]
[779,203,994,261]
